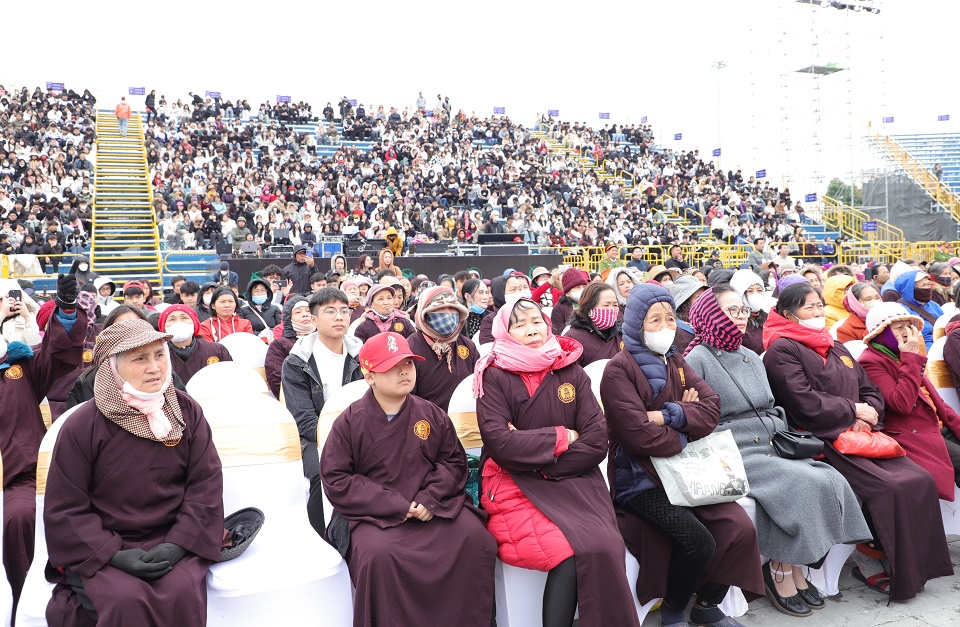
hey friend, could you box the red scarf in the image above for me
[762,308,834,361]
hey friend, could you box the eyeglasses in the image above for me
[319,307,352,319]
[723,305,753,318]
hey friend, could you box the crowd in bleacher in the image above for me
[140,88,844,263]
[0,86,97,266]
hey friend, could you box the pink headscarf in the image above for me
[472,299,581,398]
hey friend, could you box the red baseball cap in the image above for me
[359,332,423,373]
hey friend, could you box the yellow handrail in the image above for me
[868,134,960,223]
[821,196,904,242]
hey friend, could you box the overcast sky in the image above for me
[5,0,957,201]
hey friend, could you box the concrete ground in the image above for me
[638,537,960,626]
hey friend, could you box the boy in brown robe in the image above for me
[320,332,496,626]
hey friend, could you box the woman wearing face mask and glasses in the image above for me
[601,284,764,627]
[563,282,623,367]
[763,282,951,601]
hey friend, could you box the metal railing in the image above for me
[867,133,960,223]
[821,195,905,242]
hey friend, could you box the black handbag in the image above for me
[708,350,825,460]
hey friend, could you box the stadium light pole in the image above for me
[712,61,727,169]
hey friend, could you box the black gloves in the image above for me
[109,548,172,582]
[142,542,188,568]
[55,273,78,311]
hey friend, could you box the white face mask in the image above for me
[166,322,194,344]
[202,293,213,306]
[568,287,583,302]
[122,380,165,400]
[643,328,676,355]
[862,299,880,310]
[78,263,88,272]
[744,293,765,312]
[796,316,826,331]
[504,290,532,307]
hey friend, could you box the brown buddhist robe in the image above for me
[408,331,479,412]
[44,392,224,626]
[601,351,766,604]
[764,338,953,600]
[0,309,86,603]
[353,316,415,343]
[477,363,641,627]
[167,337,233,385]
[321,390,496,626]
[46,322,102,421]
[563,325,622,367]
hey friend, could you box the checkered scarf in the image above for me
[93,321,185,444]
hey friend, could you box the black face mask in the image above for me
[913,286,934,303]
[936,275,953,287]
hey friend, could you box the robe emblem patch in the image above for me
[5,365,23,380]
[620,341,624,351]
[207,357,220,366]
[558,383,576,403]
[457,345,470,360]
[393,322,405,333]
[414,420,431,440]
[82,349,94,363]
[840,356,855,369]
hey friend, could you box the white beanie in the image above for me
[730,269,764,297]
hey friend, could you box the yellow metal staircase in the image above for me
[91,110,161,285]
[866,133,960,223]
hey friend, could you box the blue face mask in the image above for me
[469,303,486,315]
[252,294,268,305]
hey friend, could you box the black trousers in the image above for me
[622,489,728,609]
[942,427,960,487]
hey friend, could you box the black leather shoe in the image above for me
[763,563,812,618]
[797,580,825,610]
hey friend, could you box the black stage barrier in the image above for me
[226,254,566,291]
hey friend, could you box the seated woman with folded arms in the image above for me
[476,298,640,627]
[685,285,870,618]
[44,320,223,625]
[601,284,764,627]
[763,282,952,600]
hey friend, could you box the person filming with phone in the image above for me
[1,281,42,347]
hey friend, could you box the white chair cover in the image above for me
[939,485,960,536]
[541,306,553,320]
[582,359,610,402]
[447,375,481,455]
[17,403,84,627]
[933,312,954,342]
[219,332,268,369]
[843,340,866,361]
[153,303,170,314]
[316,379,370,524]
[828,319,842,340]
[186,362,268,400]
[476,342,493,357]
[201,394,352,626]
[926,338,960,414]
[941,302,957,319]
[471,330,481,344]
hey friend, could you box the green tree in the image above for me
[826,178,862,206]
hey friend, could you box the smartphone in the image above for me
[305,248,313,258]
[8,289,21,301]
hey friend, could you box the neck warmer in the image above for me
[843,290,871,322]
[169,339,197,361]
[685,287,744,356]
[762,308,834,361]
[473,299,582,398]
[292,319,316,336]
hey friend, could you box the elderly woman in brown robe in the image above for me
[475,298,639,627]
[408,285,479,412]
[602,284,764,627]
[44,320,224,626]
[763,282,952,601]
